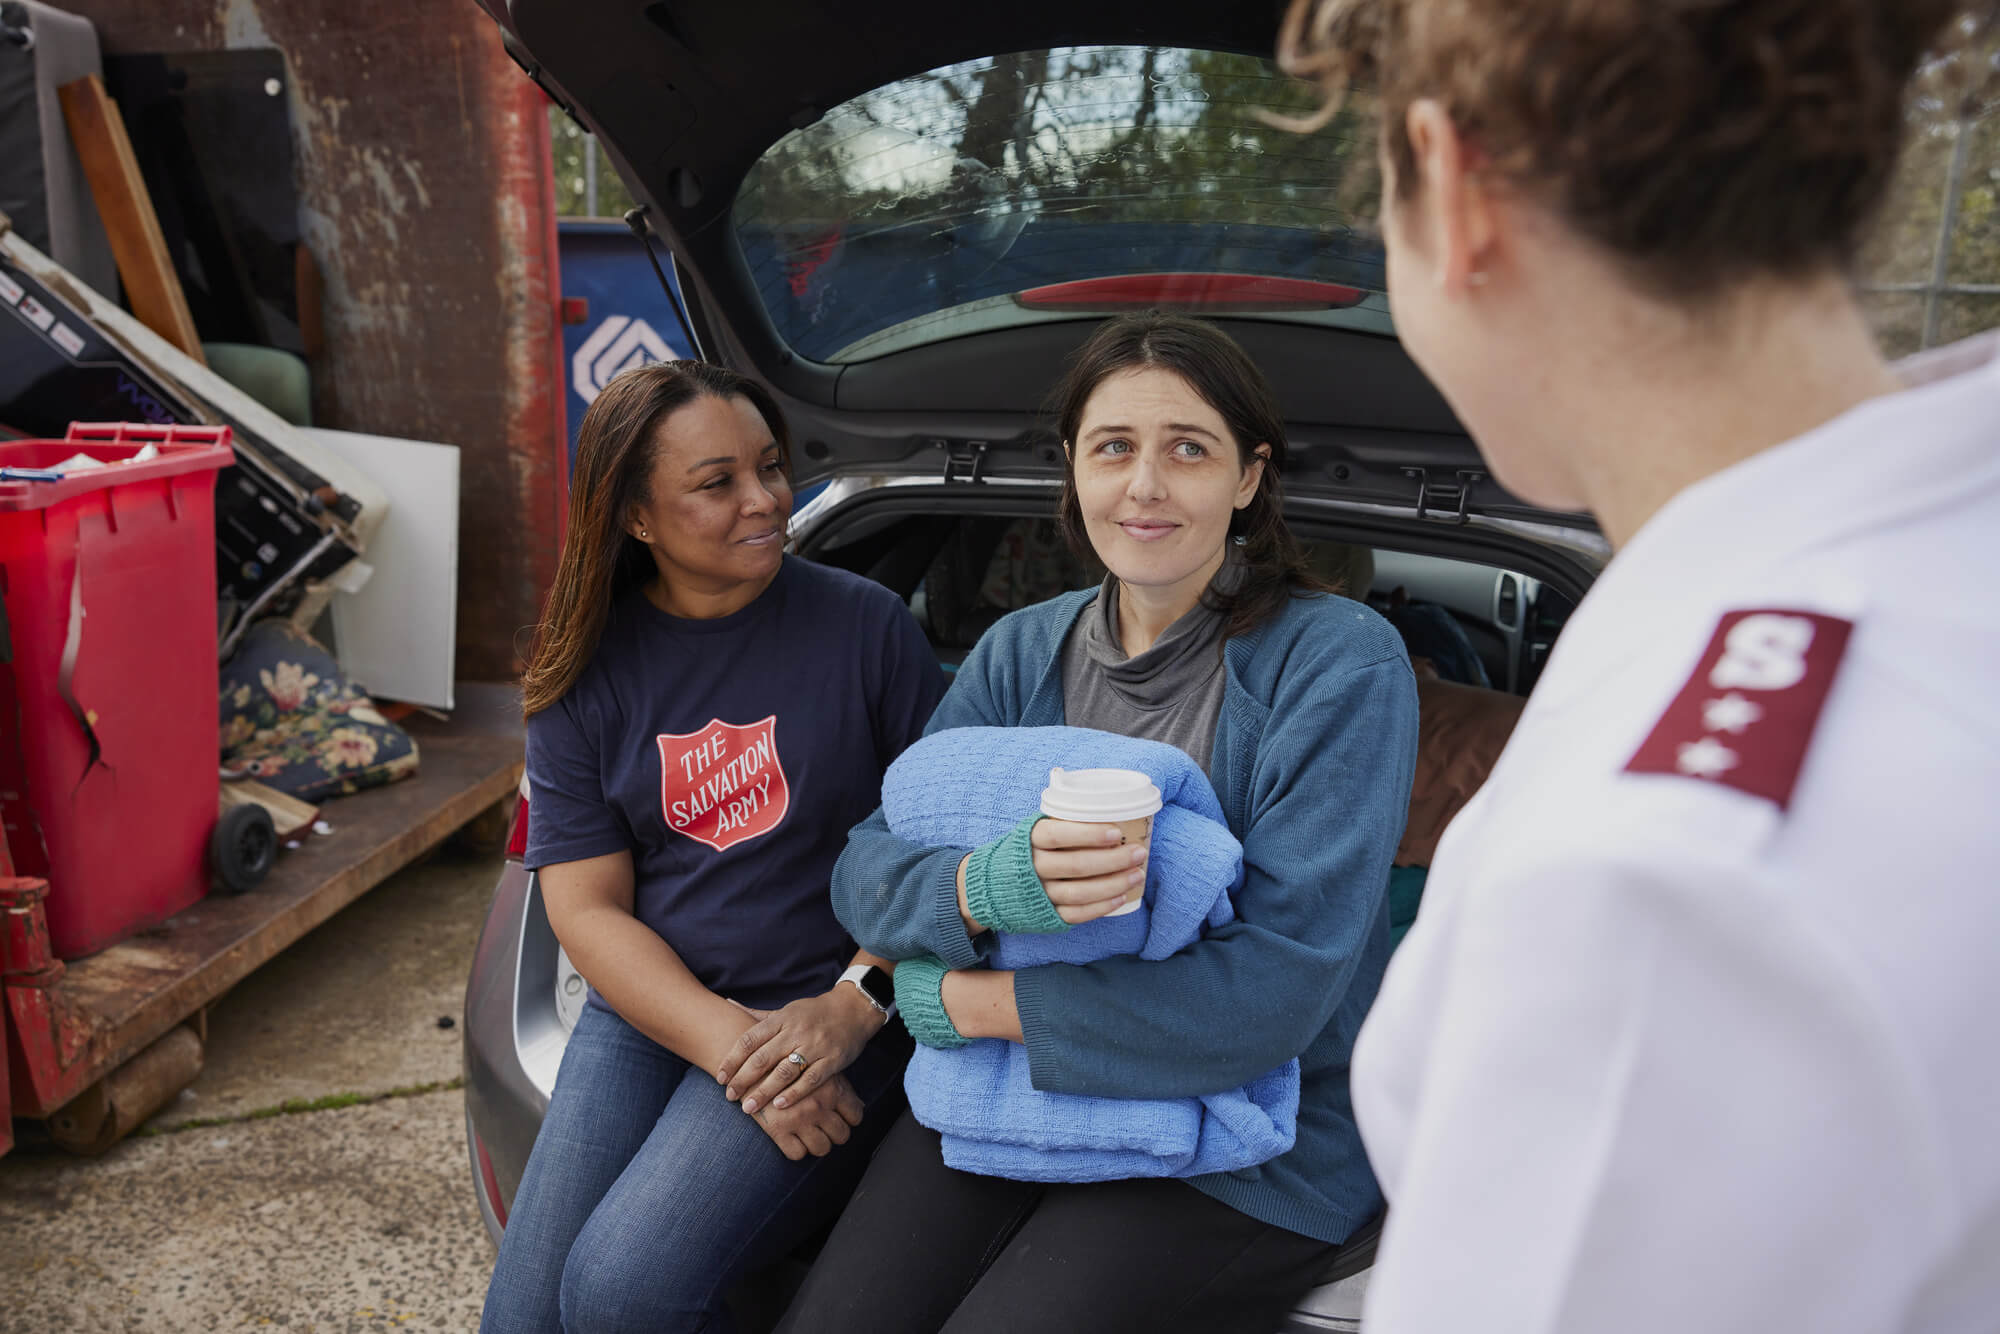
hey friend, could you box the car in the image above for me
[461,3,1610,1328]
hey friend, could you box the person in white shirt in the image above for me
[1274,2,2000,1331]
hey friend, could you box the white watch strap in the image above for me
[839,963,894,1018]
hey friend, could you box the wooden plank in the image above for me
[219,779,319,839]
[54,729,522,1084]
[56,74,206,364]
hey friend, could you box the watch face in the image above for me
[859,967,895,1010]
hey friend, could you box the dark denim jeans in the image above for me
[480,1002,908,1334]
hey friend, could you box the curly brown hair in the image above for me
[1275,0,2000,298]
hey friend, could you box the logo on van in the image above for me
[658,716,790,852]
[572,316,674,405]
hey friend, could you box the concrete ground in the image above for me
[0,841,504,1333]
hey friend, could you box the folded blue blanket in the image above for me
[881,725,1301,1182]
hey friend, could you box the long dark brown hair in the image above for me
[521,361,792,717]
[1053,312,1329,641]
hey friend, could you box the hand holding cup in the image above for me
[1032,767,1162,924]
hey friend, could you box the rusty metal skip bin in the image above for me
[1,866,204,1155]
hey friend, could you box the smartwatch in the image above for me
[839,963,897,1020]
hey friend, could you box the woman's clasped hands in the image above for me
[717,986,886,1161]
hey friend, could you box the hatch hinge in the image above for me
[937,439,989,484]
[1402,467,1486,524]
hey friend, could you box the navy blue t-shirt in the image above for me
[524,556,947,1011]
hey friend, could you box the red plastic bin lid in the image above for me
[0,422,235,512]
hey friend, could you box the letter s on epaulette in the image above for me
[1624,610,1853,810]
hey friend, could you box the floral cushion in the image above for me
[219,620,419,801]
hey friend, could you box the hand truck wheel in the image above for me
[210,802,277,894]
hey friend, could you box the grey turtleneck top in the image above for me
[1059,560,1242,781]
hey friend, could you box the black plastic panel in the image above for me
[831,317,1457,430]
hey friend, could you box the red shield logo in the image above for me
[657,715,791,852]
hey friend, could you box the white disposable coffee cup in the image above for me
[1039,767,1163,917]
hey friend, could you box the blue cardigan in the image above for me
[831,587,1419,1244]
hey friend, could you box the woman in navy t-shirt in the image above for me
[481,361,945,1334]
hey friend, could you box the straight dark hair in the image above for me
[1053,312,1329,641]
[521,361,791,717]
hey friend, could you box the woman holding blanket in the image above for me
[481,361,945,1334]
[776,314,1419,1333]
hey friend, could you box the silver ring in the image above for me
[787,1051,806,1067]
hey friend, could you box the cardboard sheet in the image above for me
[304,428,459,710]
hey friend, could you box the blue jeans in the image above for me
[480,1003,910,1334]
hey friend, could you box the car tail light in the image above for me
[504,781,530,861]
[1015,273,1365,312]
[473,1128,509,1229]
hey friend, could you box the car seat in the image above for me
[922,516,1101,653]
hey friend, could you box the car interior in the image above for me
[799,499,1580,933]
[806,507,1578,697]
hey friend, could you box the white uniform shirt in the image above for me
[1353,332,2000,1334]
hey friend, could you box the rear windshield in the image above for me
[733,47,1391,364]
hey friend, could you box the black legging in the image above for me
[774,1111,1337,1334]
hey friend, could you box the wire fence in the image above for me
[1861,114,1999,350]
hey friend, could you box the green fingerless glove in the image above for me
[893,955,970,1050]
[963,814,1069,935]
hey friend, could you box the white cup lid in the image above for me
[1038,767,1163,823]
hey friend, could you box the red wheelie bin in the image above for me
[0,422,240,959]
